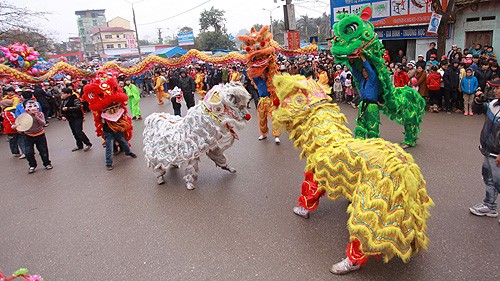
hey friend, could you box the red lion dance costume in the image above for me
[81,77,133,146]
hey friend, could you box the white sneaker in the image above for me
[293,206,310,219]
[274,137,281,144]
[330,257,361,275]
[19,154,26,159]
[258,135,267,140]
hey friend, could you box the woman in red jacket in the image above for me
[1,99,25,156]
[426,65,442,112]
[393,64,409,87]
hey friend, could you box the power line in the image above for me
[139,0,212,25]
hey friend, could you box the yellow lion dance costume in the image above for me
[273,74,433,275]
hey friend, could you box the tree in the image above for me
[297,15,313,40]
[197,31,235,51]
[0,29,53,57]
[0,1,49,36]
[138,39,152,46]
[179,26,193,34]
[431,0,481,57]
[199,7,226,34]
[252,23,264,32]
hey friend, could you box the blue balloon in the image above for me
[18,56,24,68]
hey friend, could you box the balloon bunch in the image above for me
[28,57,51,76]
[0,43,40,73]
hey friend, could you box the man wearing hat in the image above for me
[447,44,458,60]
[470,79,500,221]
[416,54,426,70]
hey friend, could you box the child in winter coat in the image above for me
[333,76,343,102]
[426,65,442,112]
[1,99,25,157]
[344,74,353,105]
[460,67,479,115]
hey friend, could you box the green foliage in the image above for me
[199,6,227,34]
[197,31,235,51]
[179,26,193,33]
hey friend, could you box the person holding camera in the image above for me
[470,79,500,221]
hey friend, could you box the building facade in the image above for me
[91,27,136,56]
[75,9,107,58]
[107,17,131,29]
[452,0,499,53]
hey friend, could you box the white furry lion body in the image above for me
[143,82,251,189]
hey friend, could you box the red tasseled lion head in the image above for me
[238,26,276,78]
[82,78,128,112]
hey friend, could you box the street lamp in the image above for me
[263,6,281,34]
[124,0,144,61]
[166,27,179,45]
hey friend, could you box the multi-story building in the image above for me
[75,9,107,58]
[91,27,136,55]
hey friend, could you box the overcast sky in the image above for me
[14,0,330,42]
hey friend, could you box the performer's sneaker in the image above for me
[293,206,310,219]
[330,257,361,275]
[28,167,36,174]
[258,135,267,140]
[274,137,281,144]
[469,203,498,217]
[126,152,137,158]
[45,164,53,170]
[106,165,113,170]
[84,144,92,152]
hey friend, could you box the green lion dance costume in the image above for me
[273,75,433,275]
[330,5,425,147]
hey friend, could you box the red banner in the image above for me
[285,31,300,50]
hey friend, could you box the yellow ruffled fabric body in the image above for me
[280,102,433,263]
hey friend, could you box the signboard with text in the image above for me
[285,30,300,50]
[178,31,195,46]
[330,0,447,28]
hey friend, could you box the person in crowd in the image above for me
[483,46,496,59]
[333,76,343,102]
[1,99,25,157]
[416,54,426,69]
[443,60,461,114]
[153,72,167,105]
[60,88,92,151]
[460,67,479,116]
[344,73,354,106]
[393,64,409,87]
[123,78,142,120]
[426,42,438,62]
[447,44,458,60]
[12,99,52,173]
[426,54,439,72]
[437,62,449,110]
[317,65,329,87]
[475,61,493,91]
[469,43,482,57]
[178,69,196,109]
[469,54,481,72]
[407,61,417,80]
[2,86,20,107]
[427,65,442,113]
[414,65,428,105]
[469,79,500,220]
[394,49,404,63]
[33,84,51,123]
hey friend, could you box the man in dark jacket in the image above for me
[33,84,52,122]
[178,69,196,109]
[443,59,461,114]
[475,61,493,91]
[426,42,438,62]
[470,79,500,219]
[61,87,92,152]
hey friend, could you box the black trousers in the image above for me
[444,89,458,112]
[184,92,195,109]
[25,133,51,168]
[68,118,91,148]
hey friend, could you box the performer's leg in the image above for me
[330,239,365,275]
[402,123,418,147]
[184,157,200,190]
[293,171,326,219]
[156,91,164,105]
[207,147,236,173]
[354,101,368,139]
[257,99,269,138]
[364,104,380,139]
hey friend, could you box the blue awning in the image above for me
[151,46,188,58]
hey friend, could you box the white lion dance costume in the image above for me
[143,82,251,190]
[272,74,433,274]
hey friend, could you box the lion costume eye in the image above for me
[345,23,358,35]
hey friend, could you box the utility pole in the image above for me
[131,4,143,61]
[157,28,163,44]
[263,6,280,34]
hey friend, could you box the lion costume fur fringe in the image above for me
[273,74,433,262]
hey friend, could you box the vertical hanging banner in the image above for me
[285,30,300,50]
[427,12,442,34]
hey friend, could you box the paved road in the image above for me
[1,95,499,280]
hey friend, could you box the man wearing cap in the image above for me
[416,54,426,70]
[426,42,438,62]
[447,44,458,60]
[470,79,500,221]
